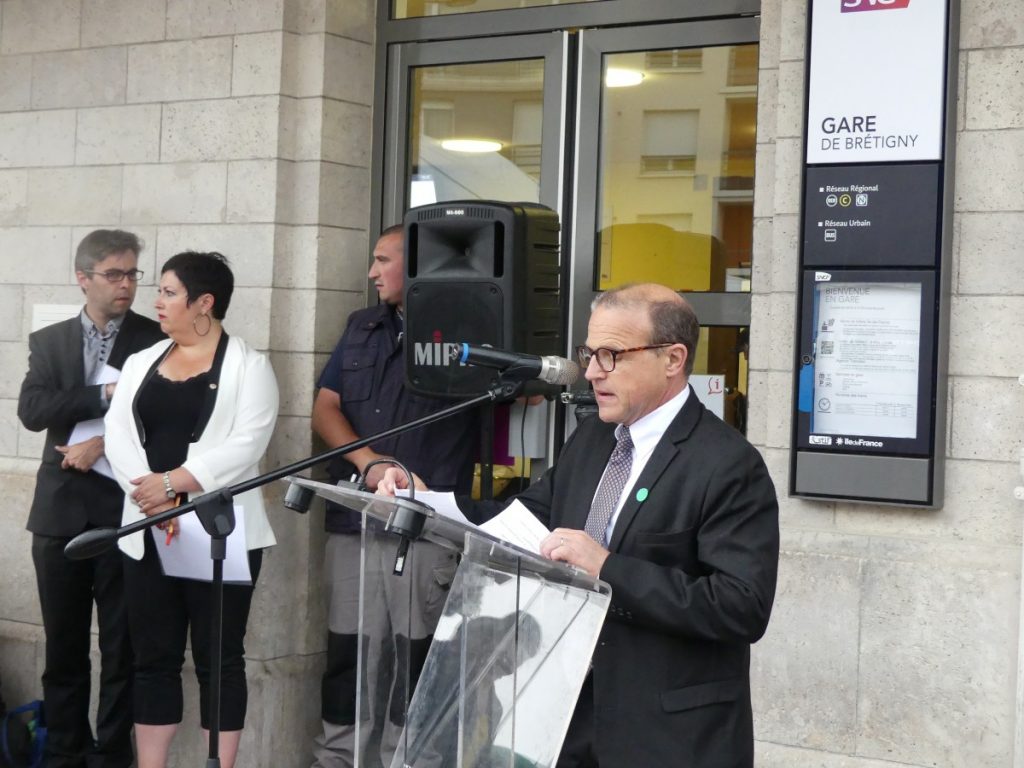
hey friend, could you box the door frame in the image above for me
[375,0,760,43]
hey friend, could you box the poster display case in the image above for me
[790,0,958,507]
[795,270,936,458]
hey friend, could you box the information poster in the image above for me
[690,374,725,420]
[811,281,921,439]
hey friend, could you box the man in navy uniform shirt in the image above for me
[309,225,478,768]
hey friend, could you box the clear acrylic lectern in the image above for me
[287,477,611,768]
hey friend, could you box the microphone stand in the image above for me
[64,377,524,768]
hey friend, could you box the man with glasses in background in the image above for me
[18,229,164,768]
[380,283,779,768]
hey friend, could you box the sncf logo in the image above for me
[841,0,910,12]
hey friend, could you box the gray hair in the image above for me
[75,229,142,272]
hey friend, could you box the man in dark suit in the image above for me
[18,229,164,768]
[382,282,779,768]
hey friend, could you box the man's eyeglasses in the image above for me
[83,269,144,283]
[575,343,675,373]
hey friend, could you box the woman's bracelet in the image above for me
[162,471,176,499]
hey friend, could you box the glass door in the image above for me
[571,18,759,431]
[378,16,760,433]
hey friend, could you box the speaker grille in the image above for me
[403,201,563,397]
[410,205,497,222]
[405,283,503,397]
[414,207,445,221]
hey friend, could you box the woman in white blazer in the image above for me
[104,251,278,768]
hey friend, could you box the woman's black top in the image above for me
[138,370,211,473]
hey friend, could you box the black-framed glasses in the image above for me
[575,343,675,373]
[83,268,144,283]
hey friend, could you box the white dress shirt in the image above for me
[595,385,690,544]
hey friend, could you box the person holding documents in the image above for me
[104,251,279,768]
[309,225,479,768]
[18,229,164,768]
[380,283,780,768]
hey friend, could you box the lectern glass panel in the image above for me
[391,534,610,768]
[285,478,611,768]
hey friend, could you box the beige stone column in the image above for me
[0,0,378,764]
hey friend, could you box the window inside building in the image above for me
[641,110,699,174]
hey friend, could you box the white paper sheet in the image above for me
[31,303,81,332]
[812,282,921,438]
[151,505,251,584]
[478,500,549,555]
[67,364,121,479]
[396,489,473,526]
[396,490,549,555]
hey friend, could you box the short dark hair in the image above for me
[379,224,403,240]
[75,229,142,272]
[594,284,701,375]
[161,251,234,320]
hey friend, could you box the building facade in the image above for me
[0,0,1022,765]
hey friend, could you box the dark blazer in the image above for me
[19,309,165,537]
[465,386,779,768]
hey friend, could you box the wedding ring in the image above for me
[559,536,568,547]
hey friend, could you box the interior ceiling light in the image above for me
[605,68,645,88]
[440,138,503,153]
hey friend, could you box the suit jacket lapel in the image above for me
[64,314,86,387]
[607,385,704,551]
[108,310,137,371]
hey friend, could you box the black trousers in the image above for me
[122,531,262,730]
[557,675,599,768]
[31,533,133,768]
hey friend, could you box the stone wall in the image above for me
[750,1,1024,766]
[0,0,375,764]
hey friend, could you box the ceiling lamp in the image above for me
[440,138,503,153]
[605,68,645,88]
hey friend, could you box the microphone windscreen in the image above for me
[64,527,119,559]
[541,356,581,386]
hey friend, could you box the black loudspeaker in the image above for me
[403,201,561,397]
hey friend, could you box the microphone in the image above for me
[451,343,580,386]
[65,527,120,559]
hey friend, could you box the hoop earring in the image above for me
[193,312,212,337]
